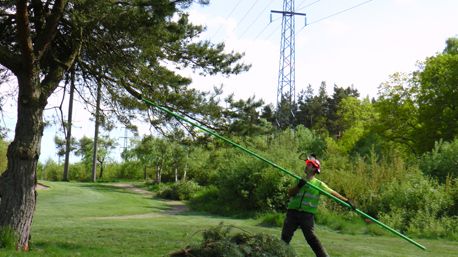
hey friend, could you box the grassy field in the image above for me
[1,181,457,257]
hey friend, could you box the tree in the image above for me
[222,95,272,136]
[310,82,329,134]
[0,0,248,247]
[74,135,115,179]
[416,37,458,153]
[295,84,315,128]
[335,96,378,154]
[325,85,359,138]
[54,135,76,162]
[373,72,419,154]
[130,136,158,180]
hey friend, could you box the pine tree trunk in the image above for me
[63,68,75,181]
[91,80,102,182]
[99,162,104,179]
[0,72,45,250]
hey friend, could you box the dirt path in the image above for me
[89,183,189,220]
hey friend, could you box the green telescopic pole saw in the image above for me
[126,88,426,251]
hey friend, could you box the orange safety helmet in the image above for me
[305,155,321,174]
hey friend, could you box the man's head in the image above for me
[304,154,320,175]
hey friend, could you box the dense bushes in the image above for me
[187,141,458,239]
[188,127,323,214]
[34,125,458,240]
[157,181,201,200]
[420,139,458,182]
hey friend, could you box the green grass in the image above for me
[1,181,457,257]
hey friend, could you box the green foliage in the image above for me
[335,97,379,154]
[157,181,201,200]
[416,38,458,153]
[373,72,419,154]
[376,172,453,230]
[117,161,144,180]
[222,95,273,136]
[0,226,18,249]
[316,150,458,239]
[169,223,296,257]
[189,185,221,213]
[37,159,63,181]
[257,212,285,227]
[419,139,458,182]
[0,138,7,174]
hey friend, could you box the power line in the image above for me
[211,0,244,38]
[239,0,276,38]
[253,16,281,41]
[308,0,375,26]
[297,0,320,11]
[236,0,263,32]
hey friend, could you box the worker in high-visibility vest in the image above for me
[281,154,355,257]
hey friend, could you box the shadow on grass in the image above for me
[31,241,85,251]
[78,183,146,196]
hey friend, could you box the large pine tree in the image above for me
[0,0,248,248]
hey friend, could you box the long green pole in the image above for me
[136,94,425,250]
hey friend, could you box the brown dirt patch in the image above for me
[87,183,189,220]
[36,182,50,190]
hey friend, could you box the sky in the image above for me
[1,0,458,163]
[186,0,458,103]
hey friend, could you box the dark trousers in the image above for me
[281,209,329,257]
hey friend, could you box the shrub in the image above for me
[376,171,455,239]
[169,223,296,257]
[189,186,222,213]
[0,226,18,249]
[68,163,90,181]
[38,159,63,181]
[257,212,285,227]
[158,181,201,200]
[420,139,458,182]
[116,161,143,180]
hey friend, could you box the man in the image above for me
[281,154,355,257]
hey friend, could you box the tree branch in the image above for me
[0,46,21,74]
[34,0,68,60]
[15,0,34,72]
[31,0,45,34]
[41,28,82,98]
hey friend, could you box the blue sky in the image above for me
[187,0,458,103]
[2,0,458,163]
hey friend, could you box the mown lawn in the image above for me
[1,181,457,257]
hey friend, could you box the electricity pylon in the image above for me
[271,1,306,127]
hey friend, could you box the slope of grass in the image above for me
[1,181,457,257]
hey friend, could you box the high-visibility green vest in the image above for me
[287,177,333,214]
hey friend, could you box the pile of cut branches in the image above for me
[169,223,296,257]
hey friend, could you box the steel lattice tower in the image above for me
[272,1,305,126]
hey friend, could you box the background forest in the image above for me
[1,38,458,241]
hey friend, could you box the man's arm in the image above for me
[330,190,356,210]
[288,179,306,197]
[330,190,348,202]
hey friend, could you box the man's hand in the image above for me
[297,179,306,188]
[346,199,356,211]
